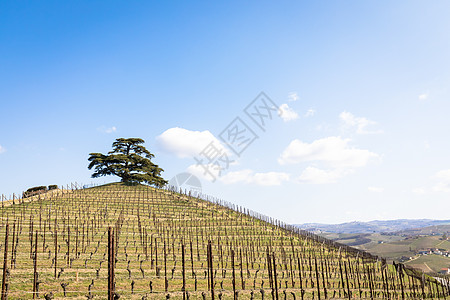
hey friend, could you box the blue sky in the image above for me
[1,1,450,223]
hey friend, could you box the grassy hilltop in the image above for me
[0,183,448,299]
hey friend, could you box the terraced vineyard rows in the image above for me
[0,183,448,299]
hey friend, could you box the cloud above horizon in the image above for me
[368,186,384,193]
[221,169,290,186]
[340,111,382,134]
[297,167,350,184]
[432,169,450,192]
[98,126,117,134]
[288,92,299,102]
[278,103,299,122]
[157,127,228,158]
[418,93,429,101]
[279,136,379,184]
[187,163,223,182]
[305,109,315,117]
[278,136,379,168]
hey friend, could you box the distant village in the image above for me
[392,233,450,275]
[417,248,450,257]
[397,248,450,275]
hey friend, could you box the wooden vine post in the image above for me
[33,230,38,299]
[54,228,58,279]
[231,249,236,300]
[1,224,9,300]
[181,243,186,300]
[267,249,274,299]
[272,253,279,300]
[208,240,214,300]
[164,240,168,292]
[108,226,115,300]
[313,256,321,300]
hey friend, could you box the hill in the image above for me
[312,228,450,274]
[396,225,450,236]
[296,220,450,234]
[0,183,448,299]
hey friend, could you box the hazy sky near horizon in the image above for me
[1,1,450,224]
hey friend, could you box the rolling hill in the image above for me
[0,183,448,299]
[299,223,450,275]
[296,220,450,234]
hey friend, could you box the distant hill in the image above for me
[397,224,450,236]
[297,220,450,274]
[296,219,450,234]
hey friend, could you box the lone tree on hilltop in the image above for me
[88,138,168,187]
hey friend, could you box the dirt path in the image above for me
[424,262,434,272]
[406,255,420,263]
[436,240,445,247]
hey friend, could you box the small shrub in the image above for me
[48,185,58,190]
[26,186,47,193]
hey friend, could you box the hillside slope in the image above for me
[0,183,448,299]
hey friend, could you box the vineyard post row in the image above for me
[0,182,449,298]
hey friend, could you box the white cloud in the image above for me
[187,163,222,182]
[339,111,382,134]
[252,172,290,186]
[220,169,290,186]
[278,136,379,168]
[98,126,117,134]
[432,169,450,192]
[278,104,299,122]
[288,92,299,102]
[157,127,228,158]
[0,145,5,154]
[305,109,315,117]
[368,186,384,193]
[413,169,450,194]
[220,169,254,184]
[105,126,117,133]
[412,187,426,194]
[418,93,429,101]
[297,167,349,184]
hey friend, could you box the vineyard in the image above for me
[0,183,448,299]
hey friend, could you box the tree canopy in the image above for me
[88,138,168,187]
